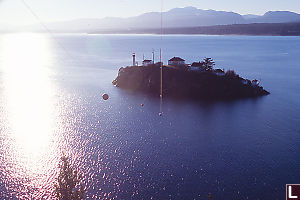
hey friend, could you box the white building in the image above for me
[143,60,154,66]
[168,57,185,66]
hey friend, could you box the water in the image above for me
[0,33,300,199]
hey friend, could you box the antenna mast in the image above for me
[159,0,164,116]
[152,50,155,64]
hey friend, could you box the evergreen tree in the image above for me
[54,155,85,200]
[203,58,215,71]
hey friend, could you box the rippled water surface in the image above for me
[0,34,300,199]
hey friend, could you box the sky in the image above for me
[1,0,300,26]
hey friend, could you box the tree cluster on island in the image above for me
[191,57,215,71]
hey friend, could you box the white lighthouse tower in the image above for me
[132,53,136,66]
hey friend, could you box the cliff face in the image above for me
[112,65,270,100]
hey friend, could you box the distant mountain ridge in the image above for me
[258,11,300,22]
[113,22,300,36]
[20,7,300,32]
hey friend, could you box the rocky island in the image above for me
[112,57,270,101]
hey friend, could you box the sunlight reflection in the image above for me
[2,34,54,152]
[0,33,59,198]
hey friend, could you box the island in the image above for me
[112,57,270,101]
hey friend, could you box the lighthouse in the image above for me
[132,53,136,66]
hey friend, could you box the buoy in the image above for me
[158,112,162,116]
[102,93,109,100]
[141,104,144,107]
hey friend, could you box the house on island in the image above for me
[143,59,154,66]
[168,57,185,66]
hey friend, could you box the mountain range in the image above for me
[13,7,300,33]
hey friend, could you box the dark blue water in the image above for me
[0,34,300,199]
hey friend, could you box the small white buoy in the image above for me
[102,93,109,100]
[158,112,162,116]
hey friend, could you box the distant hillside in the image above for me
[91,22,300,36]
[248,11,300,23]
[162,23,300,36]
[22,7,300,33]
[242,14,260,20]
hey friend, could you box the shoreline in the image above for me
[113,64,270,101]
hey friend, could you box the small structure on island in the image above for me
[168,57,185,66]
[143,59,154,66]
[252,79,260,87]
[214,69,225,76]
[154,62,164,68]
[190,62,206,71]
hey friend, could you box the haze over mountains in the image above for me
[39,7,300,31]
[5,7,300,34]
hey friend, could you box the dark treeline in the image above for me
[90,22,300,36]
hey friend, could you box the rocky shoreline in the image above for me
[112,64,270,101]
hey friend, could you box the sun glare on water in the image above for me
[0,33,60,198]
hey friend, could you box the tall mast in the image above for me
[159,0,163,116]
[152,50,155,64]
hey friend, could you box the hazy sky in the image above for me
[1,0,300,26]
